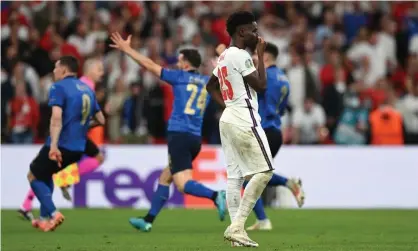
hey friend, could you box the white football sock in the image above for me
[233,171,273,229]
[227,178,244,223]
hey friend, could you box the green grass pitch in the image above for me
[2,209,418,251]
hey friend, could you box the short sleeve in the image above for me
[212,65,218,77]
[160,68,185,85]
[48,84,65,107]
[233,50,256,77]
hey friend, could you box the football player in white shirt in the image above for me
[206,11,272,247]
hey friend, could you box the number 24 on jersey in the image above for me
[218,66,234,100]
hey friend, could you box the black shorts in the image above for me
[264,127,283,158]
[30,146,83,181]
[84,138,99,157]
[167,131,201,175]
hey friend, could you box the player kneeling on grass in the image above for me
[216,42,305,233]
[109,32,226,232]
[28,56,105,232]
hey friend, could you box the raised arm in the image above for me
[110,32,162,78]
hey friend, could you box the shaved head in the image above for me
[83,57,104,83]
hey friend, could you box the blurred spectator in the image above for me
[161,39,178,66]
[177,3,198,42]
[347,27,381,87]
[333,86,369,145]
[200,15,218,46]
[375,15,398,75]
[315,9,337,47]
[106,78,127,143]
[179,33,206,60]
[322,67,346,135]
[291,97,327,144]
[342,3,368,44]
[368,97,405,145]
[396,79,418,144]
[409,33,418,55]
[122,83,146,136]
[287,49,307,109]
[67,19,91,56]
[6,82,39,144]
[1,1,417,145]
[2,60,35,108]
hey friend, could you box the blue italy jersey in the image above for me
[46,76,100,151]
[160,69,210,136]
[258,66,290,130]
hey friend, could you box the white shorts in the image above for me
[219,121,274,179]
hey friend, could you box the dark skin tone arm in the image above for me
[206,74,226,109]
[242,37,267,92]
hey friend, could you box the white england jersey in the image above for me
[213,47,261,127]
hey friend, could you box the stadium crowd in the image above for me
[1,1,418,145]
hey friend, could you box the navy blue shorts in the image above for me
[167,131,202,175]
[264,127,283,158]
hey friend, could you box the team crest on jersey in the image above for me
[245,58,253,69]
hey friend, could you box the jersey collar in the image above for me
[63,75,77,79]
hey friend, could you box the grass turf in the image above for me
[2,209,418,251]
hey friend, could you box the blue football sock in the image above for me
[148,184,169,218]
[40,205,49,219]
[184,180,216,200]
[253,198,267,220]
[45,178,54,193]
[268,173,288,186]
[40,178,55,218]
[30,180,56,216]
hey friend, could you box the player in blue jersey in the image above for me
[215,42,305,233]
[245,43,305,231]
[27,56,105,232]
[110,32,226,232]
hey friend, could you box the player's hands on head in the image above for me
[110,32,132,52]
[49,147,63,168]
[256,36,266,57]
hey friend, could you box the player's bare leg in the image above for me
[129,166,172,232]
[172,169,226,221]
